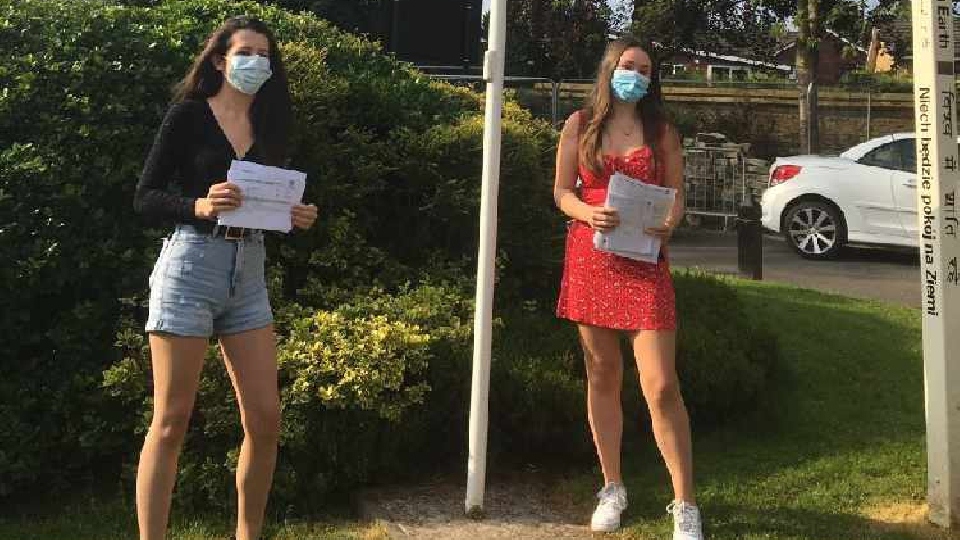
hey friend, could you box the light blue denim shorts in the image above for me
[146,224,273,338]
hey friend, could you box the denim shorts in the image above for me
[146,224,273,338]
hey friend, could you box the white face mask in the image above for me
[226,54,272,95]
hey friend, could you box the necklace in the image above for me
[612,118,637,137]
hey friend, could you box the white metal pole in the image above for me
[912,0,960,528]
[465,0,507,517]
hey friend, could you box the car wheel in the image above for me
[782,201,845,260]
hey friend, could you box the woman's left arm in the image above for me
[283,157,319,231]
[645,124,685,241]
[291,203,319,230]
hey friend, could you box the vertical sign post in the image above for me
[912,0,960,527]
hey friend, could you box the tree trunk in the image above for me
[866,27,881,72]
[531,0,544,77]
[808,0,820,154]
[796,0,821,154]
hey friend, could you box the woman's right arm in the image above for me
[133,103,200,222]
[553,112,591,222]
[553,112,618,232]
[135,103,240,221]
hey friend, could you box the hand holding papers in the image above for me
[593,172,677,263]
[218,160,307,233]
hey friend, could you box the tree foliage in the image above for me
[503,0,617,79]
[631,0,794,61]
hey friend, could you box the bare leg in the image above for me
[219,325,280,540]
[578,324,625,484]
[136,334,207,540]
[631,329,695,503]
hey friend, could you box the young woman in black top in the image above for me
[133,17,317,540]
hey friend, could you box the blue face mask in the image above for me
[611,69,650,103]
[226,54,272,95]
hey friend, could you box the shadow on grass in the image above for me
[680,502,951,540]
[602,280,931,540]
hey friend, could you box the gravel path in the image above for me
[357,476,615,539]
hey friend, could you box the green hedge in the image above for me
[102,271,777,511]
[0,0,557,498]
[0,0,778,508]
[106,283,475,509]
[487,270,779,468]
[839,69,913,93]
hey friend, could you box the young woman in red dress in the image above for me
[554,37,704,539]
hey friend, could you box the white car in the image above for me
[761,133,923,259]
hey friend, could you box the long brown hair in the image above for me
[578,37,668,175]
[173,16,292,166]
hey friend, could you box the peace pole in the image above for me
[912,0,960,527]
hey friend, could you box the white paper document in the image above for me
[218,160,307,233]
[593,172,677,263]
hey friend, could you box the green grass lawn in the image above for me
[556,279,944,539]
[0,279,947,539]
[0,495,388,540]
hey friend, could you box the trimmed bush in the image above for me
[0,0,556,498]
[104,271,777,509]
[1,0,777,508]
[106,282,474,509]
[487,271,778,466]
[672,270,777,425]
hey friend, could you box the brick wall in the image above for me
[661,86,915,158]
[547,82,915,158]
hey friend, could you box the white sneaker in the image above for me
[667,500,704,540]
[590,482,628,532]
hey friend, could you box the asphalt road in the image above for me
[669,229,922,308]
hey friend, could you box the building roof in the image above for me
[684,48,793,72]
[879,16,960,60]
[826,28,868,54]
[654,40,794,72]
[774,29,867,55]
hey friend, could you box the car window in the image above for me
[894,138,916,173]
[859,141,902,170]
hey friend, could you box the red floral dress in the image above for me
[556,146,676,330]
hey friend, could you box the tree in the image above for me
[826,0,871,48]
[106,0,388,34]
[268,0,383,36]
[629,0,887,153]
[796,0,823,153]
[796,0,875,153]
[631,0,793,61]
[502,0,616,80]
[547,0,618,78]
[608,0,634,33]
[868,0,911,68]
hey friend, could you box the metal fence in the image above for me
[683,143,746,227]
[681,134,775,225]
